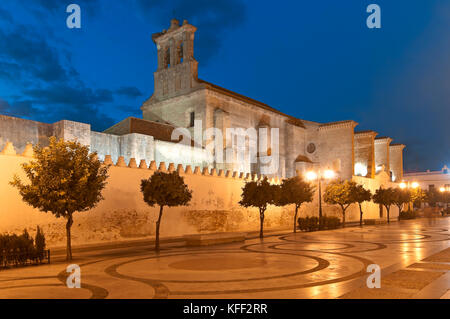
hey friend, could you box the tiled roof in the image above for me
[104,117,200,147]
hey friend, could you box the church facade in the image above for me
[0,19,405,182]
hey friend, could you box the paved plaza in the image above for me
[0,218,449,299]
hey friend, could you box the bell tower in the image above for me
[151,19,199,100]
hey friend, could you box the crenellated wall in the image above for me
[0,142,399,248]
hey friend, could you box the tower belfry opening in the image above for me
[151,19,198,99]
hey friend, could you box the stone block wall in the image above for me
[318,121,357,180]
[354,131,377,178]
[0,142,399,248]
[374,137,392,174]
[0,115,53,153]
[389,144,405,182]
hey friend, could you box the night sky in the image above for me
[0,0,448,172]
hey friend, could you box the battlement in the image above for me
[0,142,282,183]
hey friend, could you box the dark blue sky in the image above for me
[0,0,448,172]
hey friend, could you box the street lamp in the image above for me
[305,169,335,218]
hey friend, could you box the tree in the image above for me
[410,188,426,209]
[141,171,192,251]
[353,184,372,226]
[277,176,314,233]
[10,137,109,261]
[323,180,357,227]
[426,188,440,207]
[392,188,411,215]
[239,177,278,238]
[373,187,396,223]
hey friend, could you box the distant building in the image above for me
[403,165,450,191]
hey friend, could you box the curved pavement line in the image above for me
[104,261,169,299]
[56,258,110,299]
[103,250,330,284]
[277,235,387,253]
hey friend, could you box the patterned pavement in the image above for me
[0,218,449,299]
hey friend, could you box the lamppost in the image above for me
[305,169,335,219]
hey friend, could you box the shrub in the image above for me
[399,210,416,220]
[0,228,47,267]
[35,226,46,261]
[297,216,341,232]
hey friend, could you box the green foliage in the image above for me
[239,177,278,238]
[323,180,358,226]
[323,180,356,209]
[410,188,426,208]
[399,210,416,220]
[10,137,109,218]
[277,176,314,232]
[141,171,192,208]
[35,226,46,258]
[277,176,315,208]
[0,229,48,267]
[353,184,372,204]
[239,177,278,212]
[373,187,396,223]
[353,184,372,226]
[10,137,109,261]
[373,187,396,207]
[141,171,192,251]
[392,188,411,213]
[425,188,440,207]
[0,230,34,253]
[298,216,341,232]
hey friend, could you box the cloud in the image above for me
[135,0,247,64]
[0,26,68,83]
[0,7,13,23]
[0,98,39,118]
[16,0,102,17]
[25,85,113,107]
[115,86,143,98]
[0,6,116,131]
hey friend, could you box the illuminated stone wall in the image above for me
[354,131,377,178]
[0,145,399,248]
[389,144,405,182]
[374,137,392,174]
[318,121,357,180]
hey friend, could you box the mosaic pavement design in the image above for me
[0,218,449,299]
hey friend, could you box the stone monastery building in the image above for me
[0,19,405,181]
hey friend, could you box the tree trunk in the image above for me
[397,204,402,220]
[155,205,164,252]
[342,210,346,227]
[293,205,299,233]
[259,208,265,238]
[66,213,73,261]
[386,206,390,223]
[359,203,363,226]
[340,205,346,227]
